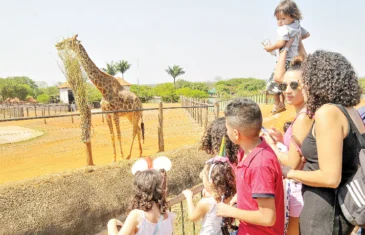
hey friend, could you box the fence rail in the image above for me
[0,103,70,119]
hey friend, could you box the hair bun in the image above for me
[290,55,304,67]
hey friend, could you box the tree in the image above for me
[101,62,117,76]
[130,85,153,102]
[86,83,102,103]
[153,83,178,102]
[166,65,185,87]
[115,60,131,78]
[0,77,34,100]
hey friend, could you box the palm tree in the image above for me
[101,62,117,76]
[115,60,131,78]
[166,65,185,87]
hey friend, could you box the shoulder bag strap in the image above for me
[334,104,365,148]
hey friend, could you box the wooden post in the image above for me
[204,106,209,131]
[265,91,268,104]
[48,106,50,115]
[26,107,29,117]
[59,104,61,113]
[214,102,219,119]
[158,102,164,152]
[86,141,94,165]
[102,112,104,123]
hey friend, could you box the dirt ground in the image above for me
[1,101,365,185]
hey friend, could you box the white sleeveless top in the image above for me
[134,211,175,235]
[200,197,223,235]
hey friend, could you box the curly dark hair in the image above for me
[128,169,168,215]
[201,161,236,202]
[302,50,362,118]
[200,117,240,164]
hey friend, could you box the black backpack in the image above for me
[336,105,365,227]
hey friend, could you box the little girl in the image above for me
[182,156,236,235]
[264,0,310,114]
[107,158,175,235]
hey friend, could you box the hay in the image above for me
[0,144,210,235]
[58,45,93,165]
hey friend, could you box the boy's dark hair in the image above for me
[283,121,292,133]
[128,169,168,215]
[200,117,240,164]
[224,98,262,137]
[274,0,303,21]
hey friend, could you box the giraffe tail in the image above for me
[141,116,145,144]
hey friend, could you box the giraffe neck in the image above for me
[75,43,122,96]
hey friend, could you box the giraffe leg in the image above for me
[106,114,117,162]
[127,113,138,160]
[113,114,124,159]
[136,114,143,156]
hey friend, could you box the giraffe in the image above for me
[55,35,144,161]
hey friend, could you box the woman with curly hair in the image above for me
[107,169,175,235]
[182,157,237,234]
[282,50,364,235]
[200,117,240,164]
[266,51,313,235]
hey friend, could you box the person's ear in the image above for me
[233,129,240,141]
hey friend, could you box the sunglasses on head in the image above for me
[278,81,300,91]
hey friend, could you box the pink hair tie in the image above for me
[206,156,231,183]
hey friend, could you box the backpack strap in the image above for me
[334,104,365,149]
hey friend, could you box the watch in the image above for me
[280,47,289,53]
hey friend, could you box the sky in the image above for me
[0,0,364,86]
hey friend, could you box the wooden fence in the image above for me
[0,103,70,119]
[180,96,216,131]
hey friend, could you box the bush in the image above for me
[37,94,50,103]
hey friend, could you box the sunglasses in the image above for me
[278,81,300,91]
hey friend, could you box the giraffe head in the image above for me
[55,34,80,51]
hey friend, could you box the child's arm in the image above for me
[301,27,310,40]
[217,198,276,226]
[117,209,140,235]
[182,190,210,222]
[107,219,124,235]
[264,40,286,53]
[217,165,278,226]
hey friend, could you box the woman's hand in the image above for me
[268,127,284,143]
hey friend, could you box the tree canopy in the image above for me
[115,60,131,78]
[166,65,185,86]
[101,62,117,76]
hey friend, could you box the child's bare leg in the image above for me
[280,92,285,106]
[274,94,280,106]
